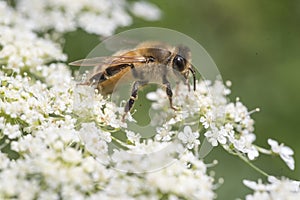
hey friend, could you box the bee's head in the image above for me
[172,45,196,91]
[172,45,191,72]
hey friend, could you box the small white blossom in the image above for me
[61,148,82,164]
[79,122,111,144]
[131,1,162,21]
[244,176,300,200]
[245,145,259,160]
[2,123,22,139]
[126,130,141,144]
[155,124,175,142]
[200,116,209,128]
[147,88,168,110]
[0,152,10,170]
[204,125,227,147]
[268,139,295,170]
[178,126,200,149]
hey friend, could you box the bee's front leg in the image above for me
[122,80,147,121]
[183,72,191,92]
[185,78,191,92]
[163,76,178,111]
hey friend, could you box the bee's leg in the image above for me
[123,80,147,121]
[185,78,191,92]
[183,73,191,92]
[129,63,145,80]
[129,64,138,78]
[163,76,178,111]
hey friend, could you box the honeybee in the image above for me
[70,41,196,120]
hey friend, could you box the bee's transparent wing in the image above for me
[69,55,147,67]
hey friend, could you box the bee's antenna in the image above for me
[189,65,196,91]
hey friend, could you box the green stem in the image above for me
[254,145,272,155]
[236,151,269,177]
[111,136,128,148]
[0,142,8,150]
[224,146,269,177]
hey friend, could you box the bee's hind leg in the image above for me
[122,80,148,121]
[163,76,178,111]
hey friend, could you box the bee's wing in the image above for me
[69,55,147,67]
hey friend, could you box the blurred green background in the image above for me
[65,1,300,199]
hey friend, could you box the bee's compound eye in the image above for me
[173,55,186,71]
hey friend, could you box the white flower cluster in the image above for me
[16,0,161,36]
[0,1,30,29]
[146,152,215,199]
[0,1,66,76]
[147,80,296,169]
[0,69,73,134]
[244,176,300,200]
[0,26,66,73]
[0,0,297,199]
[0,1,216,199]
[147,80,260,160]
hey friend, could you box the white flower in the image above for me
[148,80,259,159]
[243,179,273,191]
[204,125,227,147]
[2,123,22,139]
[16,0,160,36]
[200,111,214,129]
[0,1,33,29]
[0,152,10,170]
[100,102,124,128]
[0,0,297,199]
[268,176,300,193]
[147,88,168,110]
[228,132,259,160]
[61,148,82,164]
[73,85,96,115]
[244,176,300,200]
[245,145,259,160]
[268,139,295,170]
[146,152,215,199]
[178,126,200,149]
[126,130,141,144]
[0,26,66,73]
[131,1,162,21]
[79,122,111,143]
[155,124,175,142]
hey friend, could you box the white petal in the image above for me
[281,155,295,170]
